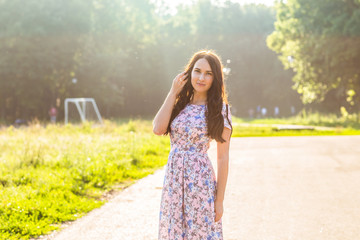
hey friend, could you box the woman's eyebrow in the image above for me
[194,67,212,73]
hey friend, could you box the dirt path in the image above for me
[42,135,360,240]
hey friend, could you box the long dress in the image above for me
[158,102,232,240]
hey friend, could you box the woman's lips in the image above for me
[197,83,205,86]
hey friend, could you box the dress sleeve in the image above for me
[222,103,232,130]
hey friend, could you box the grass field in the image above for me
[0,120,170,240]
[234,111,360,129]
[232,125,360,137]
[0,115,359,239]
[231,112,360,136]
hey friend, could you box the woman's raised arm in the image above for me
[152,72,188,135]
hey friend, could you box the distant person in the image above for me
[153,50,232,239]
[49,106,58,124]
[256,105,261,118]
[274,106,279,117]
[261,107,267,118]
[248,108,255,118]
[291,106,296,115]
[14,119,27,128]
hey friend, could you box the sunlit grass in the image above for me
[233,111,360,129]
[231,112,360,137]
[232,125,360,137]
[0,120,169,240]
[1,114,359,239]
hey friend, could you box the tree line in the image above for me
[0,0,358,123]
[268,0,360,114]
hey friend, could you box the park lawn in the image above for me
[0,116,359,239]
[231,114,360,137]
[232,125,360,137]
[0,120,170,240]
[233,111,360,129]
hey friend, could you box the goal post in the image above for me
[64,98,103,124]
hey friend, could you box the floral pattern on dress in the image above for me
[158,103,232,240]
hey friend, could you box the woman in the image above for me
[153,49,232,240]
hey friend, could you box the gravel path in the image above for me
[41,135,360,240]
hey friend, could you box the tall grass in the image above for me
[1,113,359,239]
[0,120,170,240]
[231,125,360,137]
[234,111,360,129]
[231,111,360,137]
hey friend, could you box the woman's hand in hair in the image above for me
[170,71,188,97]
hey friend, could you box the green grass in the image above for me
[232,125,360,137]
[0,120,170,240]
[234,111,360,129]
[231,111,360,137]
[1,114,359,239]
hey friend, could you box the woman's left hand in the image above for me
[214,199,223,222]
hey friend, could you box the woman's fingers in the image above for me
[214,200,223,222]
[215,212,222,222]
[181,73,188,84]
[176,72,188,86]
[170,72,188,96]
[178,72,187,81]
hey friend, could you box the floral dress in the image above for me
[158,102,232,240]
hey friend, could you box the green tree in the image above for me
[0,0,304,122]
[156,0,302,116]
[0,0,92,121]
[267,0,360,112]
[0,0,163,121]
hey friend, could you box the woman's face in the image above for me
[191,58,214,94]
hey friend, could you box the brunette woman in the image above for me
[153,49,232,240]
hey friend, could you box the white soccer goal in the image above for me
[64,98,103,124]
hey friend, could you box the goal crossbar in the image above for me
[64,98,103,124]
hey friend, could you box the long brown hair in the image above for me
[164,50,232,143]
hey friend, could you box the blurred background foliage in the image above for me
[0,0,359,124]
[268,0,360,112]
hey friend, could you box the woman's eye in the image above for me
[207,73,212,75]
